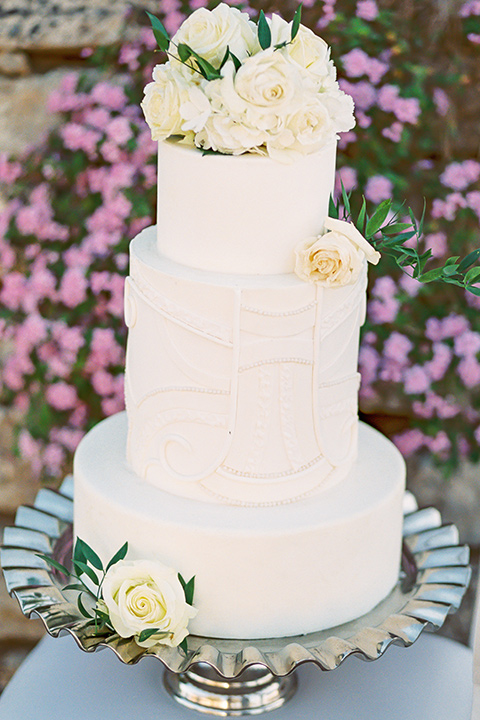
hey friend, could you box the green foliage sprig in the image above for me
[330,187,480,295]
[37,539,195,653]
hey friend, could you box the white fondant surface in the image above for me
[125,228,367,505]
[74,413,406,640]
[156,139,336,275]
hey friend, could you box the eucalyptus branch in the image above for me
[330,187,480,296]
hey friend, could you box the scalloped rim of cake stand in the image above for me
[0,477,471,679]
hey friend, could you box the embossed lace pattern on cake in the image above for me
[125,236,367,505]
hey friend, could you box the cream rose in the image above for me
[141,65,188,141]
[324,217,381,265]
[171,3,257,69]
[232,49,303,129]
[195,111,266,155]
[294,232,364,286]
[275,95,334,156]
[101,559,197,648]
[287,26,334,85]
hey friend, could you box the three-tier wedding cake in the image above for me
[74,4,406,640]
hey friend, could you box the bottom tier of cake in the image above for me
[74,413,405,639]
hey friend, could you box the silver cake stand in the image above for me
[1,477,471,717]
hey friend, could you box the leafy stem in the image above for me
[330,187,480,295]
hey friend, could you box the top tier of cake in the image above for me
[156,138,336,275]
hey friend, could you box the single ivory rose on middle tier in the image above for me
[101,559,197,648]
[267,95,334,160]
[195,110,267,154]
[295,219,380,287]
[170,3,258,73]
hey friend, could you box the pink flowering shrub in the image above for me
[1,0,479,479]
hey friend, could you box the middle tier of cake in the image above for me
[124,226,367,506]
[74,412,406,640]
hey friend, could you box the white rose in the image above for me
[195,111,266,155]
[180,85,212,133]
[287,26,334,86]
[324,217,381,265]
[294,232,365,286]
[171,3,257,69]
[272,95,333,156]
[141,65,188,141]
[320,88,356,133]
[101,559,197,648]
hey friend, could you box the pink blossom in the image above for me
[379,357,404,383]
[425,343,452,381]
[0,272,25,310]
[18,430,42,462]
[84,108,111,131]
[468,34,480,43]
[59,269,88,308]
[70,404,88,428]
[365,175,393,203]
[460,0,480,17]
[454,330,480,357]
[384,332,412,362]
[85,328,123,372]
[404,365,431,394]
[341,48,388,84]
[441,314,470,338]
[163,10,186,34]
[61,123,101,156]
[433,88,450,117]
[91,369,115,396]
[42,443,65,476]
[106,117,133,146]
[0,154,21,184]
[46,382,79,411]
[475,426,480,445]
[356,0,378,20]
[339,80,376,111]
[368,297,400,324]
[90,82,127,111]
[399,274,421,297]
[440,161,480,191]
[49,428,84,452]
[118,45,141,71]
[393,428,426,456]
[359,345,380,385]
[466,191,480,218]
[392,97,421,124]
[382,122,403,142]
[101,395,125,416]
[424,232,447,258]
[425,431,451,456]
[335,166,357,195]
[458,355,480,388]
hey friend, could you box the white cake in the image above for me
[74,137,406,639]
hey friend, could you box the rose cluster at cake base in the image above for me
[38,538,197,652]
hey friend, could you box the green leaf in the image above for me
[229,50,242,71]
[382,222,412,235]
[465,266,480,284]
[365,200,391,237]
[36,554,69,577]
[356,197,366,232]
[340,181,351,218]
[445,255,460,266]
[258,10,271,50]
[443,264,459,276]
[418,267,444,283]
[178,573,195,605]
[106,542,129,572]
[138,627,165,643]
[177,43,192,63]
[179,638,188,654]
[328,194,338,219]
[64,582,91,593]
[77,593,93,619]
[458,248,480,273]
[146,11,170,53]
[291,4,302,41]
[74,560,100,586]
[467,285,480,296]
[75,538,103,571]
[188,50,221,80]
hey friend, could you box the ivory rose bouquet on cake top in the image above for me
[38,539,197,651]
[141,3,355,160]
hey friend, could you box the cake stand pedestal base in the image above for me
[164,664,297,716]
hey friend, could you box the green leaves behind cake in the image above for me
[330,185,480,295]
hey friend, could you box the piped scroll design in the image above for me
[125,263,367,502]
